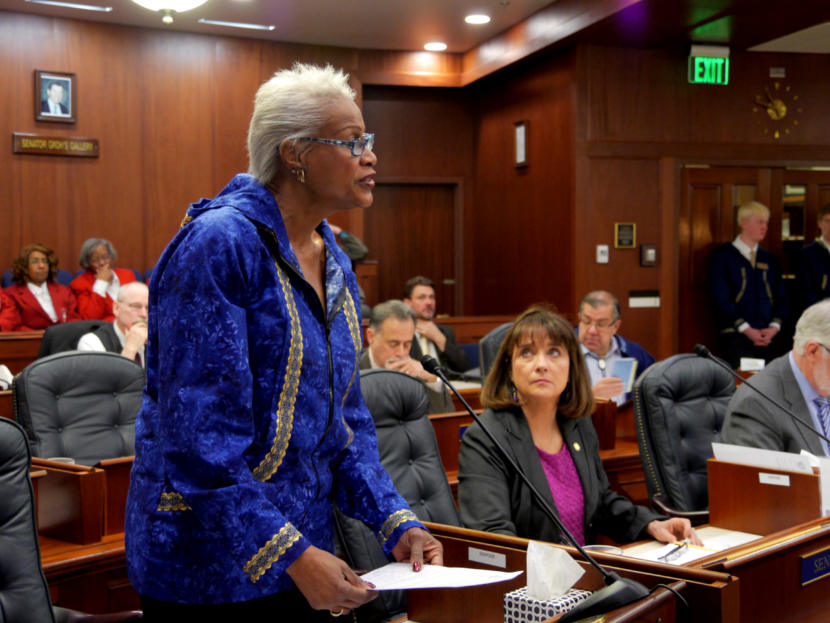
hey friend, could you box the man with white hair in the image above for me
[77,281,148,367]
[721,299,830,456]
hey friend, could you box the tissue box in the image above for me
[504,586,592,623]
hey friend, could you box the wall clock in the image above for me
[752,81,802,139]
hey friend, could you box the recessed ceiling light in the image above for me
[424,41,447,52]
[198,18,275,31]
[465,14,490,25]
[25,0,112,11]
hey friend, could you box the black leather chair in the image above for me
[13,351,144,466]
[37,320,107,358]
[0,417,142,622]
[633,353,735,524]
[335,369,460,622]
[478,322,513,379]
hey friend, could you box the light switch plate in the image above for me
[596,245,609,264]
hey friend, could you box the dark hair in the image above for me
[481,304,594,419]
[12,243,58,285]
[819,204,830,221]
[403,275,434,299]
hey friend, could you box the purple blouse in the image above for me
[536,444,586,545]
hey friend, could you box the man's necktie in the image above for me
[749,249,757,268]
[813,397,830,441]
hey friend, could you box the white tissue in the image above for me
[525,540,585,601]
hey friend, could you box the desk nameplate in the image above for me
[801,545,830,586]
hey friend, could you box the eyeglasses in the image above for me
[658,541,688,563]
[579,316,616,330]
[299,133,374,157]
[126,303,149,312]
[818,343,830,356]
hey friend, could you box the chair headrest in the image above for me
[359,369,429,426]
[636,353,735,401]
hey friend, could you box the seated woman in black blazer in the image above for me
[458,304,700,546]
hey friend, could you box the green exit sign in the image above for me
[688,46,730,85]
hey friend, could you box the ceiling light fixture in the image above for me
[25,0,112,11]
[131,0,208,25]
[198,18,275,31]
[424,41,447,52]
[465,14,491,25]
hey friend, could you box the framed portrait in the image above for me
[35,70,76,123]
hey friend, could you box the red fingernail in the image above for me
[413,561,422,572]
[367,582,376,588]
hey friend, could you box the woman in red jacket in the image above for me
[4,243,80,331]
[70,238,136,321]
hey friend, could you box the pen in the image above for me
[658,539,689,562]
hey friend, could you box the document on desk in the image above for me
[712,442,812,474]
[360,562,522,590]
[624,526,761,564]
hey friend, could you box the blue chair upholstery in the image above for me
[478,322,513,379]
[2,269,73,288]
[633,353,735,522]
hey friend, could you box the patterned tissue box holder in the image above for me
[504,586,592,623]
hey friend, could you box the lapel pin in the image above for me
[573,442,581,452]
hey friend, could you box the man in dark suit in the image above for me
[721,299,830,456]
[710,200,788,368]
[403,275,470,377]
[360,300,454,414]
[41,81,69,116]
[797,204,830,311]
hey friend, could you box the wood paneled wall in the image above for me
[0,11,360,276]
[468,52,577,317]
[573,45,830,358]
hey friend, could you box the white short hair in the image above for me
[247,63,355,185]
[793,300,830,354]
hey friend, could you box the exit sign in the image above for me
[688,45,730,85]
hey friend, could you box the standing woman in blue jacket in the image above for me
[126,63,441,621]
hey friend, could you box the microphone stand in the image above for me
[693,344,830,445]
[421,356,649,622]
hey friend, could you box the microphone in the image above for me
[421,355,649,622]
[693,344,830,445]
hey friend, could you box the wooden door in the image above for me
[678,167,770,354]
[363,182,459,315]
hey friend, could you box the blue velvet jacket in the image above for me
[710,243,787,332]
[125,174,422,603]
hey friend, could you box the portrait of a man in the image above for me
[35,70,75,123]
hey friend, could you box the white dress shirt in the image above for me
[26,281,58,322]
[77,320,145,368]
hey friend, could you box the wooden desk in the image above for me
[0,330,43,373]
[449,385,482,414]
[40,532,140,614]
[695,517,830,623]
[418,522,738,623]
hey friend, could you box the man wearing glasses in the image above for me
[722,299,830,456]
[576,290,655,404]
[77,281,149,368]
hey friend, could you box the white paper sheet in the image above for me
[712,442,812,474]
[624,526,761,563]
[359,562,522,590]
